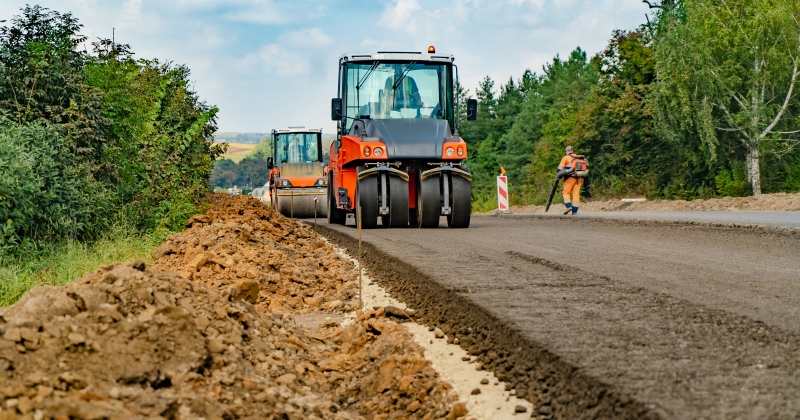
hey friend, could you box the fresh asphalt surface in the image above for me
[316,211,800,418]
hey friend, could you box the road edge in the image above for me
[477,213,800,236]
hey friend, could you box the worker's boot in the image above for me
[571,206,579,215]
[563,202,573,215]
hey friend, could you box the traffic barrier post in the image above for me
[496,174,512,214]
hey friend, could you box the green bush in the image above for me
[0,6,223,262]
[0,119,114,248]
[715,163,751,197]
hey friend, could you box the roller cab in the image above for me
[327,48,477,228]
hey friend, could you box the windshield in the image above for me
[343,61,453,132]
[274,132,321,163]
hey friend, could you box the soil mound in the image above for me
[0,196,462,419]
[153,195,357,314]
[505,191,800,214]
[0,262,457,419]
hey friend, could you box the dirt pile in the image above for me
[153,195,358,314]
[506,191,800,213]
[0,263,458,419]
[0,196,464,419]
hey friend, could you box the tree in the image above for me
[654,0,800,195]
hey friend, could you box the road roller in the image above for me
[327,46,477,228]
[268,127,328,218]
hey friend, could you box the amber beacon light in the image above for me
[427,45,436,53]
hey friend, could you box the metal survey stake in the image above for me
[357,202,363,310]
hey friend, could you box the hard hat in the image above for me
[565,146,574,152]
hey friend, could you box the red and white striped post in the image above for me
[497,169,512,214]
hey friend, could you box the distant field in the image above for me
[221,143,257,163]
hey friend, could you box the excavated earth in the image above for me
[0,196,463,419]
[153,194,359,314]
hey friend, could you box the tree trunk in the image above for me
[746,145,761,196]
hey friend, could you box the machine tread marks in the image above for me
[417,172,440,228]
[327,172,346,225]
[384,176,409,228]
[447,174,471,228]
[357,175,379,229]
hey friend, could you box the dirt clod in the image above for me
[235,279,259,304]
[450,401,468,418]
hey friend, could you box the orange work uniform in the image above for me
[558,154,586,207]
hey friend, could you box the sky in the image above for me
[1,1,653,136]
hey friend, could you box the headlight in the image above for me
[276,179,292,188]
[457,146,464,156]
[315,178,328,186]
[373,147,383,157]
[363,145,371,157]
[445,147,455,156]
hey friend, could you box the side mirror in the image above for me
[466,98,478,121]
[331,98,342,121]
[267,157,274,169]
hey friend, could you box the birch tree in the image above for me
[654,0,800,195]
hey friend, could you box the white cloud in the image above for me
[281,27,333,48]
[188,25,233,50]
[379,0,422,31]
[243,44,310,77]
[122,0,143,20]
[359,37,380,48]
[222,2,284,24]
[507,0,545,7]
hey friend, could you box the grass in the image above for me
[0,225,163,307]
[222,142,258,163]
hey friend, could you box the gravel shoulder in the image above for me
[318,216,800,419]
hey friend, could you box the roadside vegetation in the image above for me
[461,0,800,211]
[0,225,164,306]
[210,141,272,190]
[0,6,222,302]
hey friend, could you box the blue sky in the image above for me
[1,1,652,135]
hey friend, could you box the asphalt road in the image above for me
[524,210,800,228]
[318,214,800,419]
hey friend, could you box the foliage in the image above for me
[714,162,751,197]
[213,132,269,144]
[0,6,221,260]
[0,119,114,250]
[459,1,800,209]
[251,139,273,158]
[652,0,800,195]
[0,223,165,307]
[209,154,271,190]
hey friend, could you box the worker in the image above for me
[557,146,587,215]
[384,66,424,116]
[396,74,423,111]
